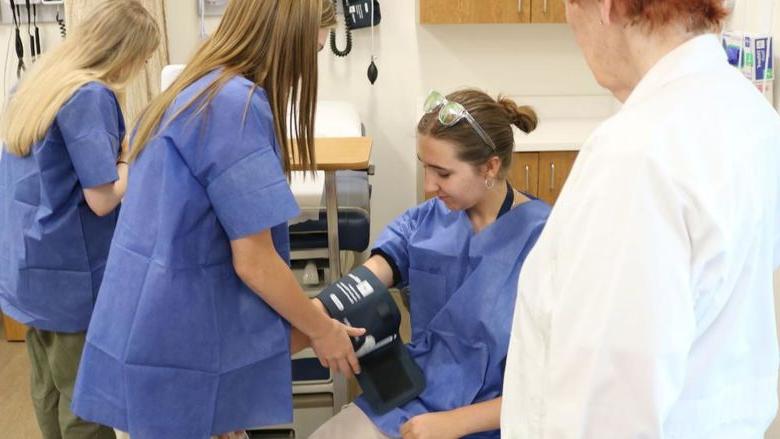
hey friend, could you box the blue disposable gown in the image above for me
[355,197,550,438]
[71,73,300,439]
[0,82,124,332]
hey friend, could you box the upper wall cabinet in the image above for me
[420,0,530,24]
[420,0,565,24]
[531,0,566,23]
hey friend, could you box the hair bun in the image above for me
[498,97,538,134]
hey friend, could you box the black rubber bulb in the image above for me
[367,59,378,85]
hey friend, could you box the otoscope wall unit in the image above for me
[1,0,64,25]
[197,0,227,17]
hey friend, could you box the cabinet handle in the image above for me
[524,164,530,191]
[518,0,523,13]
[544,0,549,14]
[550,162,556,190]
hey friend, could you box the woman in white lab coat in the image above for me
[501,1,780,437]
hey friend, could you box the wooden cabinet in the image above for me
[531,0,566,23]
[508,151,577,205]
[537,151,577,204]
[508,152,539,197]
[2,313,27,342]
[420,0,530,24]
[420,0,565,24]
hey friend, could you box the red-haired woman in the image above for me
[502,1,780,437]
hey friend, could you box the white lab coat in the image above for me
[501,34,780,438]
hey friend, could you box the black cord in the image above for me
[329,0,352,57]
[25,0,33,62]
[56,8,66,39]
[33,2,40,59]
[9,0,24,78]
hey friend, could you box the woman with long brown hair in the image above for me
[0,1,159,437]
[71,1,361,438]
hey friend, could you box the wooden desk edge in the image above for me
[291,137,373,171]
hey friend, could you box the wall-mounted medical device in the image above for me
[197,0,227,17]
[1,0,62,24]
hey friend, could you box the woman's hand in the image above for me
[309,318,364,379]
[401,412,463,439]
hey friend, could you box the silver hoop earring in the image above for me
[484,178,496,189]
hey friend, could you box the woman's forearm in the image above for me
[234,239,331,338]
[82,162,128,216]
[447,397,501,436]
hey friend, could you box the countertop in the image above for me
[513,116,607,152]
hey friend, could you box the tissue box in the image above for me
[723,32,774,102]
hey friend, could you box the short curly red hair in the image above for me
[572,0,729,32]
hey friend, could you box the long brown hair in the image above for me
[0,0,159,156]
[130,0,334,174]
[418,89,537,177]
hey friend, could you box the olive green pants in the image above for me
[26,328,115,439]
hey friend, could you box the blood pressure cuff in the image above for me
[316,266,425,414]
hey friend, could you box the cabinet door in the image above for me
[530,0,566,23]
[420,0,530,24]
[509,152,539,197]
[538,151,577,204]
[2,313,27,342]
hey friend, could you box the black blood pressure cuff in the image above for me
[316,266,426,414]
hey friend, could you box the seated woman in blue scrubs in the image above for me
[310,89,551,439]
[71,1,362,439]
[0,2,159,438]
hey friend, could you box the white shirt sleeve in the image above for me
[505,148,697,437]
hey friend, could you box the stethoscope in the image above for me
[9,0,25,78]
[9,0,41,78]
[31,1,42,61]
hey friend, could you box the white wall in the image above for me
[0,23,63,104]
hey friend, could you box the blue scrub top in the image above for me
[72,72,301,439]
[356,197,551,439]
[0,82,124,333]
